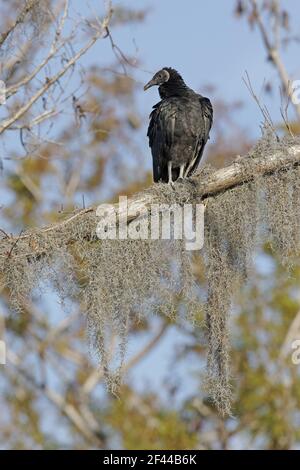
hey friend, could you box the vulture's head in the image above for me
[144,67,184,91]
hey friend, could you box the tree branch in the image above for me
[249,0,300,120]
[1,142,300,257]
[0,1,113,135]
[0,33,102,135]
[7,349,105,446]
[0,0,40,48]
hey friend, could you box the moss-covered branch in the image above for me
[1,140,300,256]
[2,136,300,416]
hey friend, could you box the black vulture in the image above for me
[144,67,213,184]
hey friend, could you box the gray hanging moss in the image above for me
[1,132,300,415]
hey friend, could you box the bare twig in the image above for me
[248,0,300,120]
[0,1,113,135]
[0,0,40,48]
[7,349,104,446]
[0,33,102,135]
[243,71,278,137]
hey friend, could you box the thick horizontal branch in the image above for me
[1,141,300,259]
[199,142,300,195]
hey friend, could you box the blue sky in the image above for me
[2,0,300,182]
[92,0,300,139]
[1,1,300,444]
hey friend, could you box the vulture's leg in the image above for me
[168,161,174,187]
[178,164,185,180]
[184,157,197,178]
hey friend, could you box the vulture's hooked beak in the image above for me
[143,78,156,91]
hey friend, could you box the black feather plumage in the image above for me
[145,67,213,183]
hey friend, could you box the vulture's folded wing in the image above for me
[186,96,213,176]
[147,101,176,182]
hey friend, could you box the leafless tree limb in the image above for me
[0,31,106,135]
[7,349,105,446]
[1,141,300,257]
[248,0,300,120]
[0,0,40,48]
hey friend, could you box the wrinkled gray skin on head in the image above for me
[144,69,170,90]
